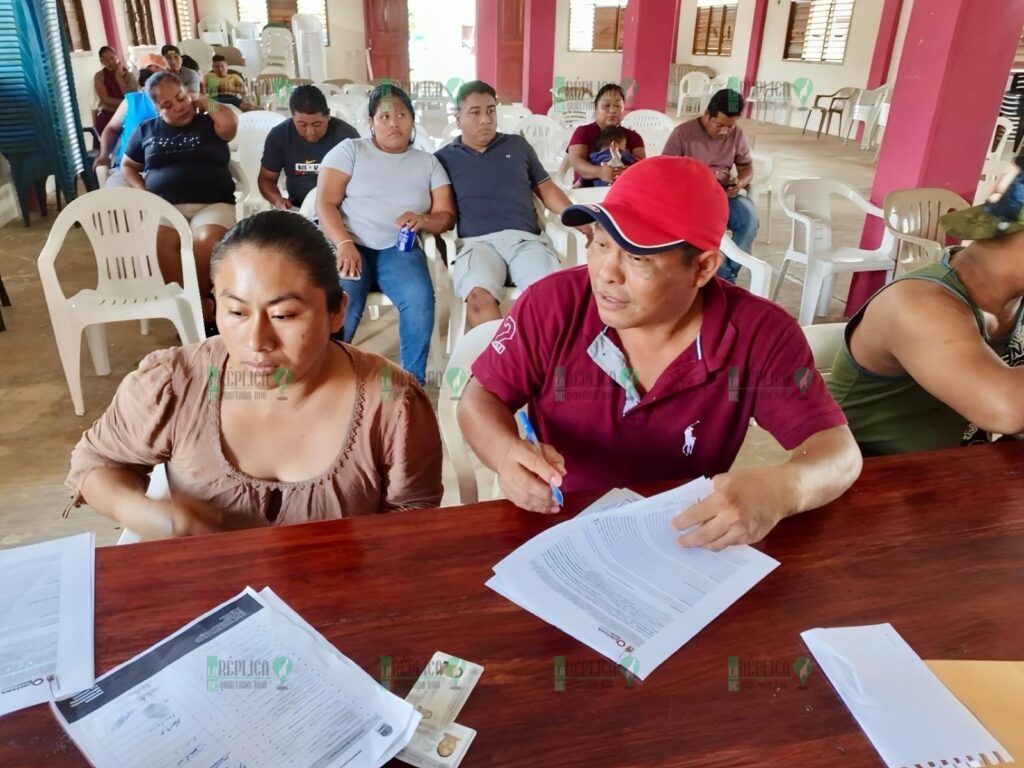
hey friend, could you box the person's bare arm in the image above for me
[869,280,1024,435]
[735,162,754,189]
[94,100,128,169]
[568,144,617,184]
[258,166,290,209]
[94,72,121,110]
[457,378,566,514]
[197,94,238,141]
[395,184,456,234]
[120,155,145,189]
[632,145,647,160]
[316,167,362,277]
[673,425,862,550]
[535,178,572,215]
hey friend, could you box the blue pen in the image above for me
[516,411,564,506]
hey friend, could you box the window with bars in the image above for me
[237,0,329,45]
[568,0,627,53]
[692,0,737,57]
[57,0,89,51]
[124,0,156,45]
[173,0,194,40]
[784,0,854,64]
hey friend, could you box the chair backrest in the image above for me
[299,187,318,220]
[235,110,288,200]
[679,71,711,97]
[213,45,246,66]
[198,15,231,45]
[621,109,674,131]
[439,320,502,505]
[549,108,592,130]
[854,84,888,108]
[883,187,969,271]
[38,188,199,303]
[569,186,609,204]
[413,98,451,139]
[802,323,847,379]
[497,104,533,133]
[635,126,672,156]
[709,75,733,94]
[316,81,345,97]
[231,21,261,42]
[260,28,296,77]
[990,116,1014,162]
[343,82,375,96]
[176,38,216,71]
[518,115,570,166]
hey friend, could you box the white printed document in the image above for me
[51,587,419,768]
[0,532,94,716]
[487,478,779,680]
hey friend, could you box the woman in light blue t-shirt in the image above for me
[317,85,456,384]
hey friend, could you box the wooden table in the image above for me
[3,442,1023,767]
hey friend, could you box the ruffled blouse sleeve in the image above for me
[65,348,179,500]
[379,378,443,511]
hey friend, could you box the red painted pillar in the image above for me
[98,0,122,57]
[476,0,499,87]
[522,0,556,113]
[158,0,173,44]
[851,0,902,140]
[619,0,679,111]
[742,0,769,98]
[845,0,1024,314]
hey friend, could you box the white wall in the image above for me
[552,0,623,93]
[887,0,915,84]
[674,0,753,81]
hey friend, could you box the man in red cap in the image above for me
[458,156,862,550]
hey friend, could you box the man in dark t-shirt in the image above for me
[259,85,359,209]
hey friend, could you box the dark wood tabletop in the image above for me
[2,442,1023,768]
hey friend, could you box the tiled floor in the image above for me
[0,117,877,548]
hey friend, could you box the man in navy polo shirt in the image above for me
[458,157,862,550]
[436,80,579,330]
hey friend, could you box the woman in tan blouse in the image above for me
[67,210,443,538]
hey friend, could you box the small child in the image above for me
[584,126,637,187]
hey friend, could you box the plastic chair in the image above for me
[439,320,502,504]
[872,100,891,160]
[413,98,451,141]
[845,85,889,150]
[176,39,216,72]
[234,110,288,216]
[437,121,462,149]
[802,322,847,380]
[316,81,345,98]
[621,109,675,131]
[496,104,533,133]
[548,108,591,130]
[38,189,206,416]
[343,83,375,96]
[198,15,232,46]
[517,115,570,168]
[749,152,775,243]
[676,72,710,118]
[802,87,858,139]
[568,187,609,204]
[760,81,794,126]
[260,27,296,78]
[883,188,969,274]
[719,234,773,298]
[634,126,672,156]
[776,179,898,325]
[231,21,262,43]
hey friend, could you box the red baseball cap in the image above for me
[561,156,729,254]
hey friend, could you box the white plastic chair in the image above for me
[413,98,451,142]
[231,21,261,43]
[568,187,609,204]
[437,121,462,149]
[845,85,889,150]
[517,115,570,168]
[979,117,1016,189]
[496,104,533,133]
[634,126,672,156]
[883,188,969,274]
[260,27,296,78]
[706,75,734,110]
[38,189,205,416]
[872,100,891,160]
[198,15,232,46]
[676,72,711,118]
[176,39,216,72]
[343,82,375,96]
[719,234,773,298]
[126,45,160,72]
[802,323,847,380]
[316,81,345,98]
[439,320,502,504]
[234,110,288,216]
[326,94,369,133]
[749,152,775,243]
[621,109,675,131]
[776,179,898,325]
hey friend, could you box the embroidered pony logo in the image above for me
[682,420,700,456]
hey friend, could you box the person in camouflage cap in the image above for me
[826,158,1024,455]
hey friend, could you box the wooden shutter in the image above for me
[57,0,89,51]
[693,7,710,55]
[174,0,194,40]
[785,0,855,63]
[592,5,619,51]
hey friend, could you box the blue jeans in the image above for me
[341,244,434,383]
[719,195,760,282]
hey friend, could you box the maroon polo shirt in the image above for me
[472,267,847,493]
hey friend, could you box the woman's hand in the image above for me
[395,210,426,232]
[190,93,210,113]
[93,154,110,171]
[336,241,362,279]
[160,495,224,537]
[598,164,622,185]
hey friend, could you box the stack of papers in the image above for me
[0,532,95,717]
[487,478,780,680]
[51,587,420,768]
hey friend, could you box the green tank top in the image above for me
[827,249,1023,455]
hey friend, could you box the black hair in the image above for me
[368,83,415,120]
[212,54,227,63]
[138,68,159,88]
[456,80,497,108]
[706,89,745,119]
[145,70,183,100]
[160,44,180,57]
[211,211,345,314]
[594,83,626,106]
[98,46,115,57]
[181,54,201,72]
[595,125,627,150]
[289,84,329,116]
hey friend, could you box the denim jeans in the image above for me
[341,243,434,383]
[719,194,760,282]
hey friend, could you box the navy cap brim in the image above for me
[560,203,689,256]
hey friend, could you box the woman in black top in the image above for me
[122,71,238,327]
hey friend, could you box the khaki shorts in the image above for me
[173,202,236,232]
[453,229,560,301]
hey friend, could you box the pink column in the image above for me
[522,0,556,113]
[98,0,122,58]
[476,0,499,86]
[619,0,679,111]
[158,0,173,44]
[741,0,769,98]
[845,0,1024,314]
[866,0,902,89]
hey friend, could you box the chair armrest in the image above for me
[779,193,818,255]
[719,236,773,298]
[887,229,943,264]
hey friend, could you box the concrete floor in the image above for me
[0,119,875,548]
